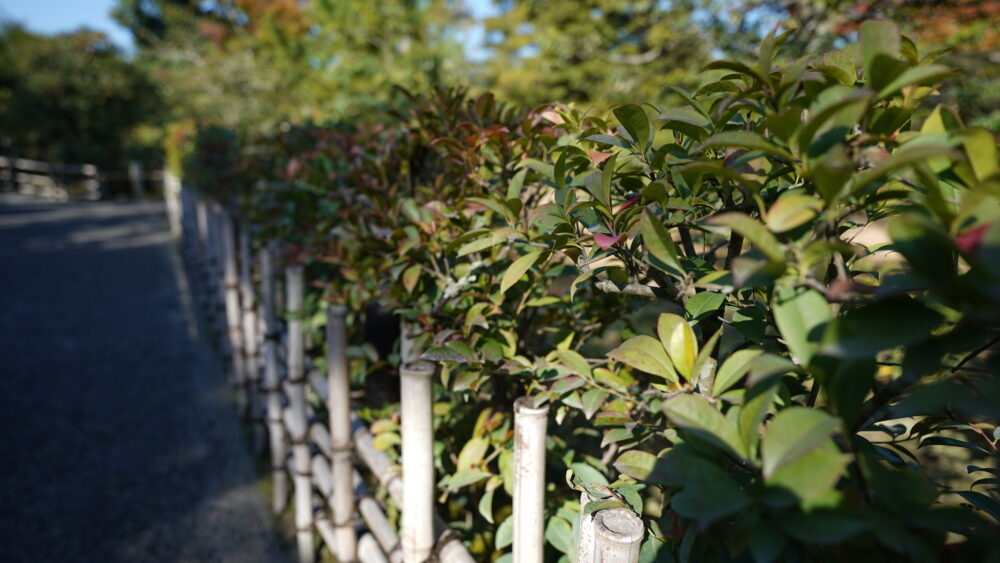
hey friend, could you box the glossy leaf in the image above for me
[712,349,763,396]
[608,335,678,382]
[663,394,747,458]
[657,313,697,380]
[772,286,831,366]
[761,407,841,478]
[500,250,542,294]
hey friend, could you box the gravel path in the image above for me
[0,193,289,562]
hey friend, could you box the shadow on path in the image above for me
[0,193,288,562]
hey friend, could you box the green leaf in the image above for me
[614,104,653,151]
[640,209,684,278]
[467,196,514,224]
[955,491,1000,522]
[401,264,421,294]
[447,469,491,489]
[684,292,725,322]
[919,436,992,456]
[584,133,630,149]
[761,407,841,478]
[373,431,400,451]
[820,296,942,358]
[478,485,496,523]
[772,286,831,366]
[496,515,513,549]
[663,394,747,458]
[657,313,698,380]
[738,376,780,458]
[712,349,763,396]
[747,522,785,563]
[614,450,660,481]
[657,447,750,525]
[572,462,610,488]
[859,20,900,79]
[877,64,954,99]
[961,127,1000,182]
[778,512,866,544]
[584,499,627,514]
[608,335,678,382]
[582,388,609,419]
[545,517,573,553]
[457,227,515,257]
[766,442,849,510]
[887,212,957,282]
[506,168,527,200]
[616,484,644,516]
[422,346,466,363]
[709,213,786,264]
[694,131,792,161]
[556,349,592,379]
[765,194,822,233]
[852,141,959,189]
[457,437,490,471]
[499,448,514,496]
[500,251,542,294]
[597,152,618,207]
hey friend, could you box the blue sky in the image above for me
[0,0,134,48]
[0,0,498,55]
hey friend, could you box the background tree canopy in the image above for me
[2,0,998,171]
[0,23,158,167]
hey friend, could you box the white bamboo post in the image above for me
[399,360,435,563]
[309,367,472,563]
[513,397,549,563]
[162,169,182,237]
[286,264,314,563]
[327,304,358,560]
[222,211,248,416]
[593,508,644,563]
[577,491,597,563]
[128,160,144,199]
[399,320,419,363]
[209,205,227,345]
[260,244,288,512]
[195,198,210,284]
[239,225,264,450]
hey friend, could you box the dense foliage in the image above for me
[183,21,1000,562]
[0,24,159,166]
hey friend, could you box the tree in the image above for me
[480,0,711,109]
[706,0,1000,128]
[0,24,159,166]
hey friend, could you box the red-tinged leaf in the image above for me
[618,195,641,213]
[550,375,586,395]
[595,410,632,427]
[595,233,624,249]
[590,150,613,165]
[955,224,989,255]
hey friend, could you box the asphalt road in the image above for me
[0,193,288,562]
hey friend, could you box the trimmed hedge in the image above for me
[184,21,1000,562]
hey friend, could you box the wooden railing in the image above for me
[0,156,167,201]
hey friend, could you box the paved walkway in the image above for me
[0,193,288,562]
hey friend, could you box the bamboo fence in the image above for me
[171,187,644,563]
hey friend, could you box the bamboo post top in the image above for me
[594,509,643,545]
[513,396,549,417]
[327,304,348,317]
[593,508,644,563]
[400,360,434,379]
